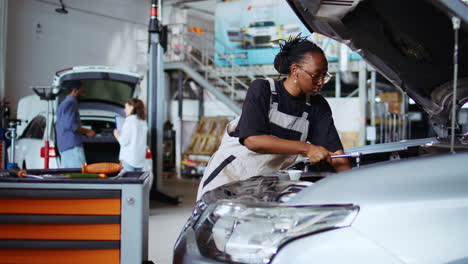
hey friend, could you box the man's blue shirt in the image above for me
[55,96,82,152]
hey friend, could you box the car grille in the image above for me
[254,36,271,44]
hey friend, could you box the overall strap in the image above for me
[226,78,277,137]
[302,95,311,119]
[265,77,276,95]
[264,77,311,142]
[265,78,278,111]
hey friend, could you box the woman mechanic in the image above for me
[197,36,351,199]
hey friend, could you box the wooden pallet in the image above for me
[162,171,177,180]
[184,117,229,156]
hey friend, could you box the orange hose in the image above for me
[17,170,26,178]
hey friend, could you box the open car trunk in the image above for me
[80,119,120,164]
[53,117,121,165]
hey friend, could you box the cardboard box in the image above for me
[388,102,401,114]
[379,92,402,103]
[339,131,360,149]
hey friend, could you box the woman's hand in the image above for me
[113,129,119,140]
[305,144,332,164]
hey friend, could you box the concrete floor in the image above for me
[148,178,200,264]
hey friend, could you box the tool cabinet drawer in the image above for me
[0,249,120,264]
[0,170,150,264]
[0,189,122,264]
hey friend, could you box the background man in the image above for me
[55,80,96,168]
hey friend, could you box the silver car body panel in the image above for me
[345,137,439,154]
[284,152,468,263]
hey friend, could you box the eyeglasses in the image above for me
[297,66,333,84]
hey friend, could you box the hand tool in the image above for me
[59,173,107,179]
[0,170,15,178]
[330,152,362,159]
[299,151,363,168]
[17,170,107,179]
[331,152,362,167]
[15,162,122,179]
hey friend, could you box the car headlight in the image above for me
[194,200,359,264]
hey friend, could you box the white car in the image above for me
[227,20,301,49]
[12,66,153,172]
[245,20,278,47]
[173,0,468,263]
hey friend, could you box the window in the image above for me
[58,75,137,106]
[249,21,275,27]
[20,115,46,139]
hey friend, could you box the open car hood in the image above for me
[287,0,468,137]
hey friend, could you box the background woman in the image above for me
[113,98,148,171]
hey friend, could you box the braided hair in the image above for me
[273,35,324,75]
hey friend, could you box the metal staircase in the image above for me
[164,61,242,114]
[163,26,270,114]
[162,25,363,116]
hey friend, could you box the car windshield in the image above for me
[249,21,275,27]
[58,79,135,106]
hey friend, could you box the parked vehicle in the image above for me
[174,0,468,263]
[12,66,153,171]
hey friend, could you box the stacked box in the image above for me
[379,92,403,114]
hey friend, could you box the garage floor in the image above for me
[148,178,200,264]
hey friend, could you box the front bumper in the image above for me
[173,228,221,264]
[174,225,402,264]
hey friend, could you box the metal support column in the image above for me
[338,43,347,99]
[369,70,376,144]
[0,0,8,169]
[178,71,183,119]
[148,0,179,204]
[335,72,341,98]
[358,61,367,146]
[176,70,183,179]
[0,0,8,100]
[198,82,204,120]
[450,16,460,153]
[401,93,408,140]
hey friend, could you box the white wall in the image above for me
[327,98,361,132]
[5,0,150,116]
[327,97,362,148]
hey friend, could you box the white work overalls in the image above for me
[197,78,311,200]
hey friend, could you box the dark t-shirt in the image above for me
[234,78,343,152]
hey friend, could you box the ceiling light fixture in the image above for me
[55,0,68,14]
